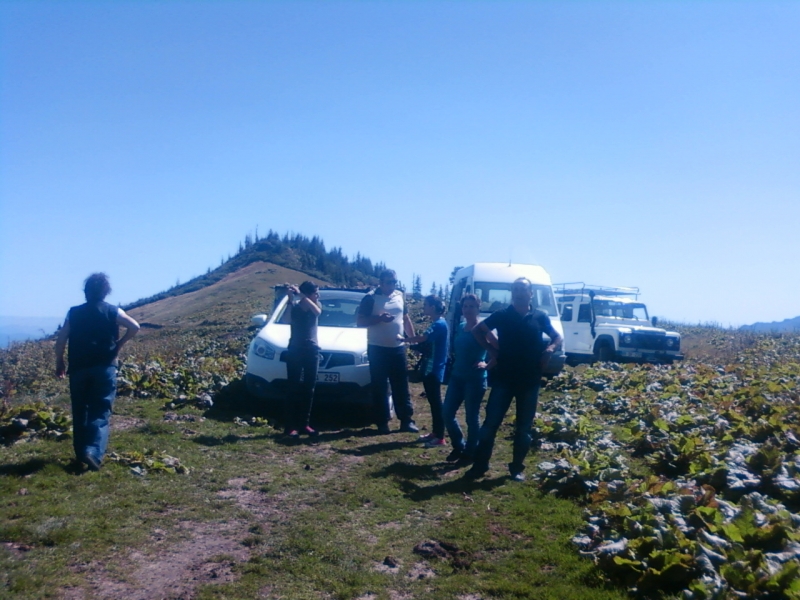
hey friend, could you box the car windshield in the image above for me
[593,300,649,321]
[473,282,558,317]
[277,293,363,328]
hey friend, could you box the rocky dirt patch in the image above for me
[61,520,248,600]
[110,414,145,431]
[406,561,436,580]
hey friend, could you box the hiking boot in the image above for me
[424,437,446,448]
[84,454,102,472]
[509,472,525,482]
[418,432,435,442]
[456,455,475,466]
[303,426,319,437]
[399,421,419,433]
[445,448,464,462]
[376,424,391,435]
[286,430,300,439]
[462,465,489,480]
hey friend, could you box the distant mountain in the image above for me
[740,316,800,333]
[0,316,62,348]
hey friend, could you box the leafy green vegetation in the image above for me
[3,285,800,598]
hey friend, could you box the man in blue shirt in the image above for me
[465,277,562,481]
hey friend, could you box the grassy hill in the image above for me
[127,261,331,337]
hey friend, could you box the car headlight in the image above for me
[253,340,276,360]
[360,352,369,364]
[622,333,633,345]
[666,337,679,349]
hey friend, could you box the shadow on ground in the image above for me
[0,458,51,477]
[207,377,376,430]
[370,459,510,500]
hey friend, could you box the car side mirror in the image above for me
[651,316,658,327]
[251,314,268,328]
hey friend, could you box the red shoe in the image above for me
[303,426,319,437]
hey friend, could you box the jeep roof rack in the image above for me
[553,282,640,299]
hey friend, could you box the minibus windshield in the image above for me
[473,282,559,317]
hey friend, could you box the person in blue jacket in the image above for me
[406,295,449,448]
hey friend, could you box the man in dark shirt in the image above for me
[55,273,140,471]
[465,277,562,481]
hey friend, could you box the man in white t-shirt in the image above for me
[357,269,418,435]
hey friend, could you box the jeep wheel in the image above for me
[594,342,615,362]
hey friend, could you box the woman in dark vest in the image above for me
[283,281,322,438]
[55,273,140,471]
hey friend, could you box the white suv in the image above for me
[245,288,372,404]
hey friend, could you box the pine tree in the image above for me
[412,274,423,300]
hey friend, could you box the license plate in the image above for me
[317,372,340,383]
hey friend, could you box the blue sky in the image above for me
[1,1,798,327]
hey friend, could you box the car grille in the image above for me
[322,352,355,368]
[280,351,355,368]
[632,333,669,350]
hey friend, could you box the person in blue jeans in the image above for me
[55,273,140,471]
[442,293,497,462]
[464,278,562,482]
[405,295,449,448]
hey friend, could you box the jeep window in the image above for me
[577,304,592,322]
[473,282,558,317]
[593,300,649,321]
[560,304,573,321]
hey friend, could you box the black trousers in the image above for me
[284,345,319,431]
[367,345,414,426]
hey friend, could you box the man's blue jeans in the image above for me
[367,345,414,426]
[443,373,487,456]
[69,365,117,463]
[472,380,540,475]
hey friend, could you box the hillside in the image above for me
[126,261,331,338]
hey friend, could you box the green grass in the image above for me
[8,290,788,598]
[0,385,627,599]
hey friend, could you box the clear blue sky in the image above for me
[1,1,798,327]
